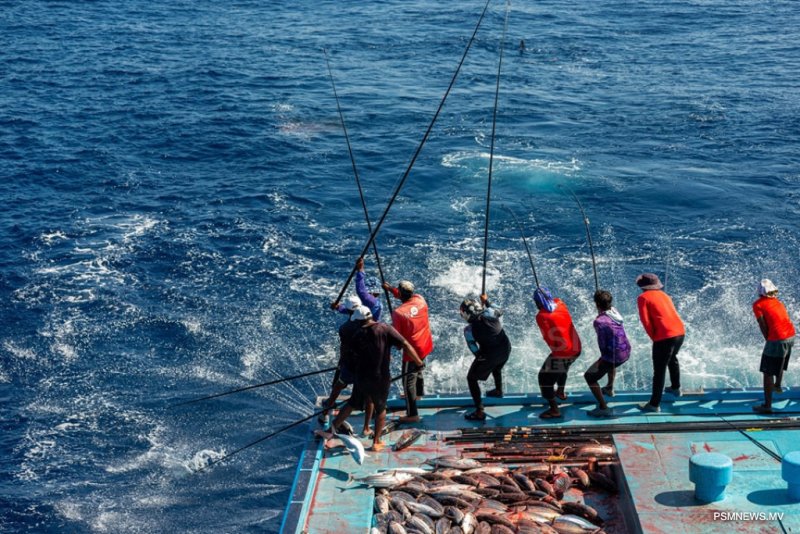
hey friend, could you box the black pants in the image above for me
[649,335,684,407]
[538,354,578,400]
[402,361,424,417]
[467,352,509,409]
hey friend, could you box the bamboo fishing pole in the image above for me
[480,0,511,295]
[322,48,393,315]
[566,189,599,292]
[332,0,493,305]
[506,206,541,289]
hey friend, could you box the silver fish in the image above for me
[419,496,445,515]
[389,490,416,503]
[406,500,444,518]
[389,521,408,534]
[575,444,615,457]
[426,456,482,470]
[464,466,507,475]
[394,428,425,451]
[375,495,390,514]
[552,515,602,533]
[490,525,515,534]
[475,522,492,534]
[461,512,478,534]
[561,502,602,525]
[444,506,464,525]
[356,471,415,488]
[448,528,464,534]
[436,517,452,534]
[410,513,435,534]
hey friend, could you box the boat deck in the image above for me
[281,388,800,533]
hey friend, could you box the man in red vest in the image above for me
[636,273,685,412]
[534,287,582,419]
[752,279,795,414]
[383,279,434,423]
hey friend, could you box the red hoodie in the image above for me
[637,290,685,342]
[389,288,434,362]
[535,298,582,358]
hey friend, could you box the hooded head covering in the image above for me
[759,278,778,297]
[533,287,557,312]
[636,273,664,290]
[459,297,483,322]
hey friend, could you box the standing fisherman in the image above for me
[534,287,582,419]
[321,296,373,433]
[354,257,383,322]
[330,306,423,451]
[752,279,795,414]
[636,273,685,413]
[460,294,511,421]
[382,280,434,423]
[584,290,631,417]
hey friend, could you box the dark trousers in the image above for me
[538,355,578,400]
[402,361,424,417]
[467,353,508,409]
[649,335,684,407]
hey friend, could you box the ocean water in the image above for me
[1,0,799,532]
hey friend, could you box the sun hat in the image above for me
[635,273,664,290]
[759,279,778,296]
[352,305,373,321]
[343,295,362,311]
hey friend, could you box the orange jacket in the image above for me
[389,289,434,362]
[637,290,685,342]
[535,298,582,358]
[753,296,796,341]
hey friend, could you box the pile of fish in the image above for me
[362,454,618,534]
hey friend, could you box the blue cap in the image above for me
[534,287,557,312]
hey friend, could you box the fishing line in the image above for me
[198,367,423,470]
[663,233,672,289]
[333,0,493,305]
[715,413,782,462]
[566,188,599,292]
[172,367,338,408]
[322,48,394,315]
[504,206,540,289]
[481,0,511,296]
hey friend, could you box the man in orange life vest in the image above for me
[533,287,582,419]
[382,279,434,423]
[752,279,795,414]
[636,273,685,413]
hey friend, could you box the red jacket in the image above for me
[753,296,796,341]
[637,290,685,342]
[389,289,434,362]
[535,298,582,358]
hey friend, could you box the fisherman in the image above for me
[584,290,631,417]
[330,305,424,451]
[320,295,373,433]
[460,294,512,421]
[752,279,795,414]
[382,279,434,423]
[636,273,685,413]
[534,287,582,419]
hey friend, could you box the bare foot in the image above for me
[370,442,387,452]
[362,428,374,438]
[539,408,562,419]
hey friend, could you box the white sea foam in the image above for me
[441,151,581,177]
[41,230,68,245]
[430,259,501,297]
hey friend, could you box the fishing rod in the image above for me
[664,234,672,289]
[566,188,599,292]
[172,366,338,408]
[505,206,540,289]
[481,0,511,296]
[332,0,493,306]
[196,366,423,471]
[715,413,782,462]
[322,48,394,315]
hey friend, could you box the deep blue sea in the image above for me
[1,1,799,532]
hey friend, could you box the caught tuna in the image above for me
[419,496,445,515]
[464,466,508,475]
[400,481,430,497]
[461,512,478,534]
[426,456,483,470]
[406,500,444,519]
[452,474,479,486]
[473,487,500,498]
[444,506,465,525]
[375,495,390,514]
[552,471,572,498]
[448,528,464,534]
[561,502,603,526]
[314,429,368,465]
[568,467,590,489]
[513,473,537,492]
[355,471,415,488]
[534,478,556,496]
[394,428,425,451]
[389,522,408,534]
[475,513,515,530]
[431,495,475,508]
[475,522,492,534]
[436,517,452,534]
[472,473,502,487]
[490,525,515,534]
[409,513,435,534]
[588,471,617,493]
[552,515,603,533]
